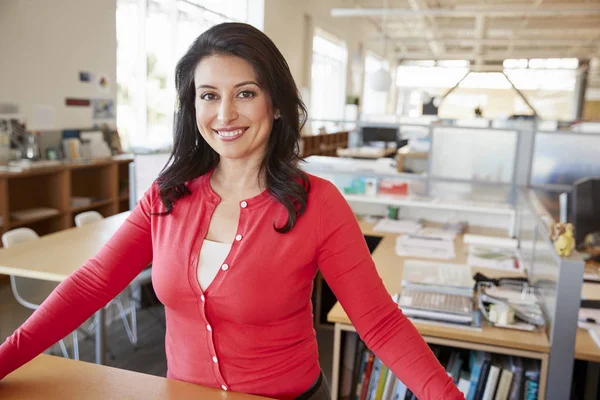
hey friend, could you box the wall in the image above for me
[263,0,384,108]
[0,0,117,130]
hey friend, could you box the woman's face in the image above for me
[194,55,277,163]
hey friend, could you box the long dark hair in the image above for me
[156,22,309,233]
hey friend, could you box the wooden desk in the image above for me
[0,212,130,364]
[327,220,549,399]
[336,147,397,159]
[0,354,269,400]
[395,145,428,173]
[576,328,600,363]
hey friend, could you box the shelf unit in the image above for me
[333,324,549,400]
[0,157,134,252]
[300,131,349,157]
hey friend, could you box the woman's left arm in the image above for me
[316,181,463,400]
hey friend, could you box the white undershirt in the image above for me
[197,239,232,291]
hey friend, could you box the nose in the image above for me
[217,97,238,124]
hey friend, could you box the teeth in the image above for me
[216,129,244,138]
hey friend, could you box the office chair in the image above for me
[2,228,79,360]
[74,211,152,346]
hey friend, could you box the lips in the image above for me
[213,127,248,141]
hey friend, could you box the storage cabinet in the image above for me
[0,157,134,241]
[300,131,349,157]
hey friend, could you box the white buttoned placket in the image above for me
[197,198,250,393]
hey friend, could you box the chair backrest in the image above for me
[75,211,104,227]
[2,227,39,247]
[1,228,58,309]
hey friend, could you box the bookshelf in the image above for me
[300,131,349,157]
[0,156,134,283]
[337,329,546,400]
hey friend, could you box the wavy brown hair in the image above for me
[155,22,309,233]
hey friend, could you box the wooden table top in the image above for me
[327,219,551,354]
[575,328,600,363]
[336,147,397,159]
[396,145,428,157]
[0,354,269,400]
[0,212,130,282]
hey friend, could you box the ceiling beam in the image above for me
[406,0,443,56]
[474,15,486,66]
[395,51,599,61]
[331,5,600,18]
[367,37,600,47]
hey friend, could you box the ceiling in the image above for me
[333,0,600,89]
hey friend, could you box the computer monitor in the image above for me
[361,126,399,147]
[571,177,600,246]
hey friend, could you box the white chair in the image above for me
[74,211,103,227]
[75,211,152,346]
[2,228,79,360]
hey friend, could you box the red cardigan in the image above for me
[0,172,462,399]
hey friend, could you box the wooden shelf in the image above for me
[0,158,134,244]
[70,199,114,214]
[10,210,63,228]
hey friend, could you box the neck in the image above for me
[211,157,265,198]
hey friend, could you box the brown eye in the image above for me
[238,90,255,99]
[200,92,218,101]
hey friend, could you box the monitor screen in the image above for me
[361,127,398,144]
[572,178,600,245]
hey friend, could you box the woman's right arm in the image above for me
[0,184,157,379]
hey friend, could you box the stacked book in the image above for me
[396,261,480,330]
[339,333,541,400]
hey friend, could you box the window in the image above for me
[116,0,256,150]
[362,52,390,116]
[310,29,347,126]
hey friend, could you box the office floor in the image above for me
[0,282,334,385]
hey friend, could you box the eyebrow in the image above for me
[196,81,259,90]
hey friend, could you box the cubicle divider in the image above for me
[517,189,585,400]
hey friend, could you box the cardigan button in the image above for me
[240,201,248,208]
[222,385,228,391]
[235,234,242,241]
[207,324,212,331]
[221,264,229,271]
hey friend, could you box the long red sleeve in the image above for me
[0,188,154,379]
[316,183,464,399]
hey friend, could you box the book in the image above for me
[524,362,540,400]
[401,260,474,294]
[366,358,383,400]
[474,359,492,400]
[392,378,408,400]
[375,366,389,400]
[494,368,513,400]
[396,235,456,259]
[381,368,396,400]
[467,352,488,400]
[467,246,523,272]
[482,364,500,400]
[351,341,367,400]
[508,357,524,400]
[341,333,359,399]
[457,372,471,398]
[359,351,375,400]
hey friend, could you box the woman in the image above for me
[0,23,462,399]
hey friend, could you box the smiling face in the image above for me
[194,55,277,164]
